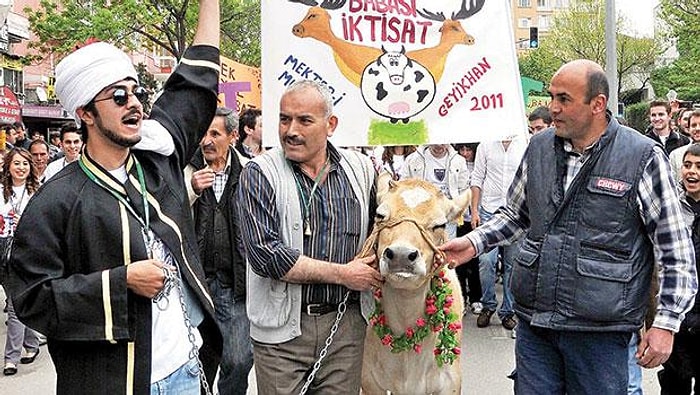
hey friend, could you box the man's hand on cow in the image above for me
[340,255,383,291]
[439,236,476,269]
[636,327,674,369]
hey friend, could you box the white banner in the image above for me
[262,0,527,146]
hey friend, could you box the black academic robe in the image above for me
[7,45,222,395]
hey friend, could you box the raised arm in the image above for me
[193,0,220,47]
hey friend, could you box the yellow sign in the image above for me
[219,55,261,112]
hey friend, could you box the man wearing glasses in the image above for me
[5,0,222,394]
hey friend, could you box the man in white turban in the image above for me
[6,0,224,394]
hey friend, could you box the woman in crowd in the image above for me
[2,148,41,375]
[381,145,416,180]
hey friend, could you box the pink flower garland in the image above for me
[369,270,462,367]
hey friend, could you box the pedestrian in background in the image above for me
[2,148,40,376]
[187,107,253,395]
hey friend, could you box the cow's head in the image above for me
[368,172,470,290]
[378,46,412,85]
[292,6,332,38]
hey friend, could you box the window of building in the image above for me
[554,0,569,8]
[518,18,531,28]
[537,0,550,7]
[538,15,551,31]
[518,0,531,7]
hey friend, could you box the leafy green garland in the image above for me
[368,269,462,367]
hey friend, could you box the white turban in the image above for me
[55,42,139,127]
[54,42,175,156]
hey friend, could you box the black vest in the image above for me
[512,118,656,332]
[190,147,246,300]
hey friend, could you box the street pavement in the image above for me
[1,284,662,394]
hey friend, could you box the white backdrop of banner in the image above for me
[262,0,528,147]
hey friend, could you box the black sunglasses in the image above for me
[93,86,149,106]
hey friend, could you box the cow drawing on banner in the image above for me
[360,46,436,124]
[290,0,485,87]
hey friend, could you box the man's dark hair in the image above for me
[683,143,700,161]
[528,106,552,124]
[649,100,671,114]
[584,68,609,103]
[238,108,261,141]
[60,122,81,141]
[28,138,50,152]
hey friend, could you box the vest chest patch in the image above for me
[589,176,631,197]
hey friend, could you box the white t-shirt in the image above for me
[110,165,202,383]
[0,184,31,237]
[424,150,450,196]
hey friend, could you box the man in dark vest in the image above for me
[440,59,698,394]
[186,107,252,395]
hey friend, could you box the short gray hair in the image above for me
[284,80,334,119]
[215,107,239,135]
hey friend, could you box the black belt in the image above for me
[303,303,339,316]
[302,298,359,317]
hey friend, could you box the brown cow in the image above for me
[360,173,470,394]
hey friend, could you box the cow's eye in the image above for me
[375,213,386,222]
[432,223,446,231]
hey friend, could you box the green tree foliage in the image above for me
[653,0,700,102]
[519,0,660,97]
[24,0,261,66]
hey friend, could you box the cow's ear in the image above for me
[447,190,471,222]
[376,170,393,203]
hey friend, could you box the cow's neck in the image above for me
[381,279,432,333]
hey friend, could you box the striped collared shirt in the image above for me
[467,141,698,332]
[238,146,372,305]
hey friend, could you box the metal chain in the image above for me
[299,291,350,395]
[173,270,212,395]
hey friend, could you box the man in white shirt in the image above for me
[470,136,527,330]
[44,123,82,181]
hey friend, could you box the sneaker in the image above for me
[3,362,17,376]
[502,315,517,330]
[470,302,483,315]
[477,309,495,328]
[20,348,40,364]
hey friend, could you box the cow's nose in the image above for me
[383,246,419,267]
[292,24,304,37]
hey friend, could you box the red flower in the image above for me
[444,296,453,307]
[433,348,441,356]
[443,306,451,314]
[381,334,393,346]
[374,288,382,299]
[452,347,461,355]
[448,322,462,331]
[416,318,426,327]
[432,324,443,332]
[413,344,422,354]
[405,328,414,338]
[378,315,387,325]
[426,304,438,315]
[438,270,446,278]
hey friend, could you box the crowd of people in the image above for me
[0,1,697,393]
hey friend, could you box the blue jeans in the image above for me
[478,208,514,320]
[209,278,253,395]
[150,358,200,395]
[627,331,642,395]
[515,320,630,394]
